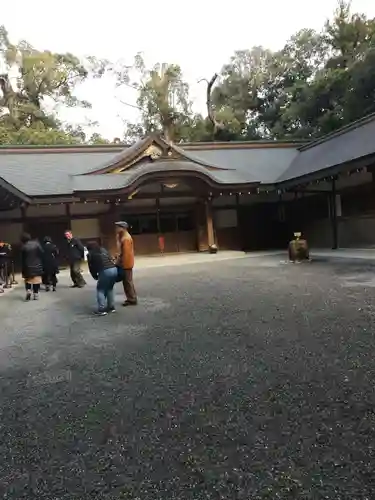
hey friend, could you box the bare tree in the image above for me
[199,73,225,138]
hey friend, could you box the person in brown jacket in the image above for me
[115,221,137,306]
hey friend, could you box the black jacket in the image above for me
[66,237,85,263]
[21,240,44,278]
[42,240,59,274]
[87,247,115,280]
[0,243,11,263]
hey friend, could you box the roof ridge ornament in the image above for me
[144,144,162,160]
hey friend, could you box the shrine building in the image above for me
[1,112,375,261]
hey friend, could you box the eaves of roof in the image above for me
[72,161,260,195]
[0,176,30,203]
[278,112,375,185]
[298,111,375,152]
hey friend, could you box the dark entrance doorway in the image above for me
[239,203,290,250]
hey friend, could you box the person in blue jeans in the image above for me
[86,241,118,316]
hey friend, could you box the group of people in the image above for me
[21,233,60,299]
[20,220,137,315]
[86,221,137,315]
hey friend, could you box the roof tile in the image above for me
[279,114,375,182]
[0,150,119,196]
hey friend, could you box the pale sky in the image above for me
[2,0,375,139]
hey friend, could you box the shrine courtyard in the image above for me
[1,252,375,499]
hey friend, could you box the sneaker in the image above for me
[33,293,39,300]
[93,310,107,316]
[107,307,116,313]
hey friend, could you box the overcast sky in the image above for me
[2,0,375,139]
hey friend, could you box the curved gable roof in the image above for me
[72,161,259,194]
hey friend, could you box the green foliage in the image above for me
[118,54,197,142]
[211,0,375,140]
[120,1,375,142]
[2,0,375,145]
[0,26,109,145]
[277,0,375,138]
[0,124,81,145]
[88,132,111,145]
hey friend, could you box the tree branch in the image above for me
[199,73,225,134]
[118,99,142,111]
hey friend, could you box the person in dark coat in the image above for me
[86,241,117,316]
[21,233,44,301]
[42,236,59,291]
[0,240,12,293]
[64,230,86,288]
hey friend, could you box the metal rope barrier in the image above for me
[11,260,17,285]
[3,261,10,289]
[0,260,18,291]
[0,261,6,291]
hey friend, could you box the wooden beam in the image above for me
[291,189,331,194]
[21,205,27,220]
[98,190,196,201]
[330,178,338,250]
[65,203,71,230]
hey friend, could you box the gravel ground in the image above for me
[1,255,375,499]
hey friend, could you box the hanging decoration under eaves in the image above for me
[216,188,260,196]
[309,167,366,186]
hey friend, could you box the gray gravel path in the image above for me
[1,255,375,499]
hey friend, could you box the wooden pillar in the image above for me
[277,193,285,222]
[156,198,164,254]
[175,211,180,253]
[235,193,240,206]
[156,198,161,234]
[195,203,202,251]
[235,193,242,250]
[206,200,215,247]
[330,178,338,250]
[21,204,28,233]
[195,201,206,251]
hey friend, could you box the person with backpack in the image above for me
[86,241,118,316]
[20,233,44,301]
[42,236,59,291]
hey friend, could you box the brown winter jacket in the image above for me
[118,233,134,270]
